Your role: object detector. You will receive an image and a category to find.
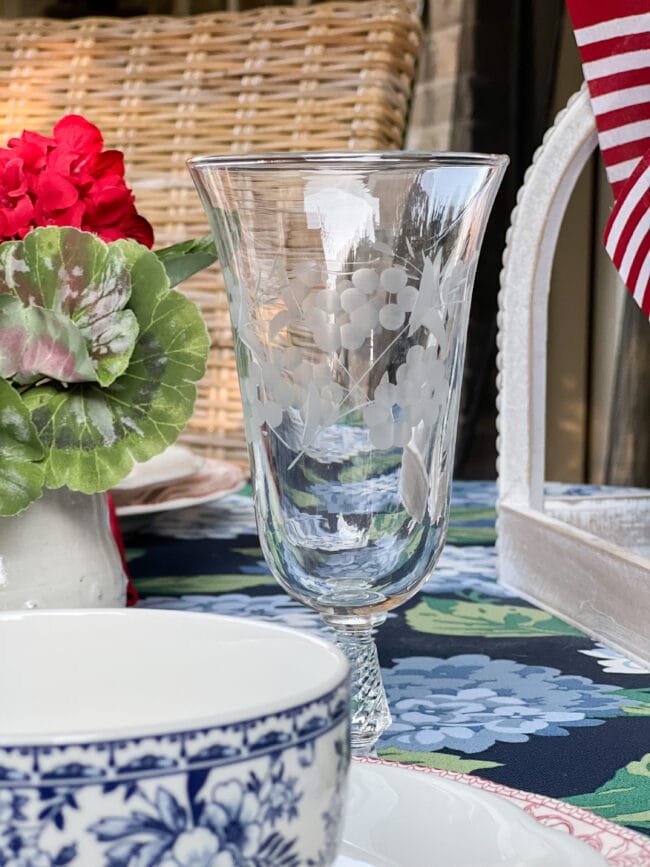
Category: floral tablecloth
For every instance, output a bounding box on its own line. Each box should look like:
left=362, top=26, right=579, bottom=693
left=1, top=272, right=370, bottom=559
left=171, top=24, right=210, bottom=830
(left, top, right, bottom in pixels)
left=123, top=481, right=650, bottom=841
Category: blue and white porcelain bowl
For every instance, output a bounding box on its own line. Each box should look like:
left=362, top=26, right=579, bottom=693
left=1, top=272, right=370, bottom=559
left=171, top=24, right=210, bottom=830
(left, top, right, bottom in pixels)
left=0, top=609, right=350, bottom=866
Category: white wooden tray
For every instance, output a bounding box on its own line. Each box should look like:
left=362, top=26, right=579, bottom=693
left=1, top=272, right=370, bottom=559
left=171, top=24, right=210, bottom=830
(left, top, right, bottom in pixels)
left=496, top=84, right=650, bottom=668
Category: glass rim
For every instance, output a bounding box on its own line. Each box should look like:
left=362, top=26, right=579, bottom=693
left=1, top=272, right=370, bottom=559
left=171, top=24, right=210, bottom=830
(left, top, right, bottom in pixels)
left=187, top=150, right=509, bottom=172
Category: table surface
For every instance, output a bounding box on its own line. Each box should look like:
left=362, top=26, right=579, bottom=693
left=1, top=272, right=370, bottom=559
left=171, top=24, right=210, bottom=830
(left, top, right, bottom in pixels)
left=122, top=480, right=650, bottom=842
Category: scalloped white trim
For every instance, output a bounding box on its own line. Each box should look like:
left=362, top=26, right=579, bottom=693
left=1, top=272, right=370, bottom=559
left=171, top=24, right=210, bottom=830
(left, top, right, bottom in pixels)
left=495, top=86, right=650, bottom=667
left=496, top=83, right=597, bottom=514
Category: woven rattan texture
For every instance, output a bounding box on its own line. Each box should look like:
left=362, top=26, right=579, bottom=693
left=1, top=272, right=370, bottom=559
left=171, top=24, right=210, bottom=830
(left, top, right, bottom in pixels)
left=0, top=2, right=421, bottom=464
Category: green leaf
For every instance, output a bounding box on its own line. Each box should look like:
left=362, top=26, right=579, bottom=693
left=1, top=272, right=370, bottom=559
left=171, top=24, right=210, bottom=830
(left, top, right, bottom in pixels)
left=612, top=688, right=650, bottom=716
left=0, top=457, right=45, bottom=517
left=407, top=597, right=584, bottom=637
left=447, top=505, right=497, bottom=546
left=154, top=235, right=218, bottom=288
left=449, top=506, right=497, bottom=523
left=0, top=379, right=44, bottom=515
left=0, top=228, right=139, bottom=387
left=133, top=573, right=276, bottom=596
left=124, top=547, right=147, bottom=562
left=19, top=244, right=209, bottom=495
left=367, top=511, right=410, bottom=541
left=338, top=450, right=402, bottom=483
left=0, top=380, right=43, bottom=461
left=0, top=295, right=96, bottom=383
left=280, top=482, right=320, bottom=508
left=447, top=525, right=497, bottom=545
left=564, top=755, right=650, bottom=827
left=377, top=747, right=502, bottom=774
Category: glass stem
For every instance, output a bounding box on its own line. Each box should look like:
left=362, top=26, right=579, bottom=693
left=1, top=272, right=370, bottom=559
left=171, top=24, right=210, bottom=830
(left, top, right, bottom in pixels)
left=322, top=615, right=392, bottom=757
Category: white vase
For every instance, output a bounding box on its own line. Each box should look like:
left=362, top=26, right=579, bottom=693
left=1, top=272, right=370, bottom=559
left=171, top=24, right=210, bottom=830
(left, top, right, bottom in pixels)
left=0, top=488, right=127, bottom=610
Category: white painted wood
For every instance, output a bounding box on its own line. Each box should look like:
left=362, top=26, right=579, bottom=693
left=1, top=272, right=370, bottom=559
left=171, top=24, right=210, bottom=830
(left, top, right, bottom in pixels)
left=496, top=84, right=650, bottom=666
left=498, top=505, right=650, bottom=669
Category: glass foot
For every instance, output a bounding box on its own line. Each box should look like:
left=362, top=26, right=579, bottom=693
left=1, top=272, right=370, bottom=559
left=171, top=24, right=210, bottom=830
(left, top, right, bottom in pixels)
left=323, top=616, right=392, bottom=756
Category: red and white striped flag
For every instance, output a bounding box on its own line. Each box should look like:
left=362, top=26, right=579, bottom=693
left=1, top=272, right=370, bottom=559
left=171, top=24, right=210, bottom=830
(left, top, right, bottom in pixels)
left=565, top=0, right=650, bottom=317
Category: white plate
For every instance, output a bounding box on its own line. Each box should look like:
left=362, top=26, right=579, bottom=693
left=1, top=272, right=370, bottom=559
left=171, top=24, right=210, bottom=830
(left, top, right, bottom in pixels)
left=114, top=475, right=246, bottom=516
left=114, top=445, right=204, bottom=491
left=338, top=760, right=650, bottom=866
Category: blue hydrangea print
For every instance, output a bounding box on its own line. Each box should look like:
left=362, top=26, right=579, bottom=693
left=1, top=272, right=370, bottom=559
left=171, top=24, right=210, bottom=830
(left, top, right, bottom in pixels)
left=138, top=593, right=328, bottom=636
left=421, top=546, right=515, bottom=598
left=380, top=654, right=639, bottom=754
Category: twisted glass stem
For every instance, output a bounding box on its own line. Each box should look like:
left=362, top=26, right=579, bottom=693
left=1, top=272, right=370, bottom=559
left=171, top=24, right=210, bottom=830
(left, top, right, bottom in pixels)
left=323, top=616, right=392, bottom=756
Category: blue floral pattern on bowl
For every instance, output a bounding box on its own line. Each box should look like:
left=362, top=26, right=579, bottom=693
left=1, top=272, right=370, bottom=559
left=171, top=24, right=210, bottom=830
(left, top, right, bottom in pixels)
left=0, top=682, right=349, bottom=867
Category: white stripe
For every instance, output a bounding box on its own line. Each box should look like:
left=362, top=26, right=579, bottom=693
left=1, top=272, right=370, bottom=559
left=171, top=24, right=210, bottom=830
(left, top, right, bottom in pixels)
left=599, top=119, right=650, bottom=149
left=618, top=207, right=650, bottom=283
left=633, top=248, right=650, bottom=307
left=606, top=157, right=642, bottom=184
left=576, top=13, right=650, bottom=46
left=605, top=163, right=650, bottom=253
left=591, top=84, right=650, bottom=115
left=583, top=50, right=650, bottom=80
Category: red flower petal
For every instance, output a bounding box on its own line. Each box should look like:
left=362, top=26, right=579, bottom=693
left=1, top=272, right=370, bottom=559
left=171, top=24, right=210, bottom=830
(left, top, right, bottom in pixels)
left=0, top=157, right=28, bottom=198
left=53, top=115, right=103, bottom=154
left=88, top=184, right=135, bottom=224
left=92, top=149, right=126, bottom=179
left=35, top=172, right=79, bottom=212
left=116, top=213, right=154, bottom=248
left=0, top=195, right=34, bottom=237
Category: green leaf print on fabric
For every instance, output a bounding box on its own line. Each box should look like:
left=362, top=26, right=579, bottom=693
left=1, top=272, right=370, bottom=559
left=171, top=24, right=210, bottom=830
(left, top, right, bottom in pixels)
left=564, top=755, right=650, bottom=828
left=377, top=747, right=502, bottom=774
left=407, top=597, right=584, bottom=637
left=612, top=688, right=650, bottom=716
left=133, top=573, right=276, bottom=596
left=231, top=547, right=265, bottom=559
left=447, top=507, right=497, bottom=546
left=124, top=547, right=147, bottom=562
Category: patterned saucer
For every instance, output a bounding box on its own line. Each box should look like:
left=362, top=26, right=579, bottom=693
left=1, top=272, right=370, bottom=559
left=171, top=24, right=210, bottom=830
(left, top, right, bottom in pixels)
left=339, top=758, right=650, bottom=866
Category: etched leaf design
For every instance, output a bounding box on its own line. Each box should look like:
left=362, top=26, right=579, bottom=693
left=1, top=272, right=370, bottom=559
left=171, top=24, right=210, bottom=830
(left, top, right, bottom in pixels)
left=0, top=379, right=44, bottom=516
left=409, top=252, right=443, bottom=336
left=0, top=228, right=139, bottom=387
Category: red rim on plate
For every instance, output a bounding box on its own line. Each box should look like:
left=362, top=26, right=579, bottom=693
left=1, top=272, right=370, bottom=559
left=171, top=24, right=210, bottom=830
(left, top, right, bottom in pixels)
left=353, top=758, right=650, bottom=865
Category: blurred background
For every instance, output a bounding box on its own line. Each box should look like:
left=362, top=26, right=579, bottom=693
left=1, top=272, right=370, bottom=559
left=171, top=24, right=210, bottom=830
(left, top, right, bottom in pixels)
left=1, top=0, right=648, bottom=486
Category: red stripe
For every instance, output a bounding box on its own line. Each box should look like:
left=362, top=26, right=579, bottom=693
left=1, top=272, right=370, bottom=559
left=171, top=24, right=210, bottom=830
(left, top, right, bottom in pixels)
left=579, top=30, right=650, bottom=62
left=624, top=229, right=650, bottom=294
left=588, top=67, right=650, bottom=95
left=604, top=158, right=639, bottom=248
left=566, top=1, right=649, bottom=30
left=601, top=137, right=650, bottom=167
left=611, top=178, right=628, bottom=199
left=596, top=101, right=650, bottom=132
left=605, top=186, right=649, bottom=267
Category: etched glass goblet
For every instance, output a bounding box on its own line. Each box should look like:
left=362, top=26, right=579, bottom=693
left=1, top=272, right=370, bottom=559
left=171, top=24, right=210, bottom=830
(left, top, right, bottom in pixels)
left=188, top=152, right=507, bottom=755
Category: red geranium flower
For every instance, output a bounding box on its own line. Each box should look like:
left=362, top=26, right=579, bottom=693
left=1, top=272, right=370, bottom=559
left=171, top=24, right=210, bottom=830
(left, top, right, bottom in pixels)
left=0, top=115, right=154, bottom=247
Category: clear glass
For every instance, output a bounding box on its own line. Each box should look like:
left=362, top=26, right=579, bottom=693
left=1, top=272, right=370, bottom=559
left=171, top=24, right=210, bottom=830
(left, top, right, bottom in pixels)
left=188, top=151, right=508, bottom=754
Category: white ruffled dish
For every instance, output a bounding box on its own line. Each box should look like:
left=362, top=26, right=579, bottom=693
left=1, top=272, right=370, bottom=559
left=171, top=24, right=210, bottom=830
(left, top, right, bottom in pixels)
left=338, top=759, right=650, bottom=866
left=114, top=469, right=246, bottom=516
left=114, top=444, right=203, bottom=490
left=111, top=445, right=247, bottom=516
